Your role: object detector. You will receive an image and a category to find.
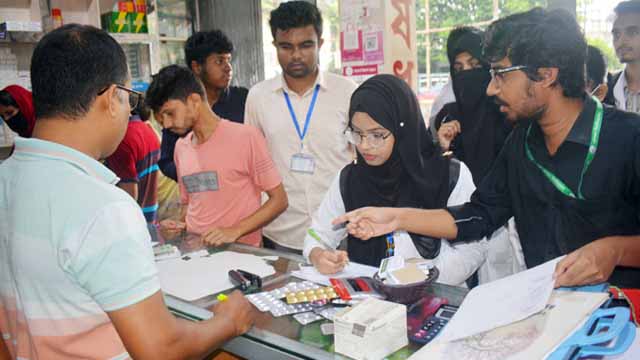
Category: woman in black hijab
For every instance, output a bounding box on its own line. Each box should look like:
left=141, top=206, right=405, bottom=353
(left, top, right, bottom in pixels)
left=434, top=27, right=513, bottom=185
left=302, top=74, right=490, bottom=286
left=434, top=28, right=526, bottom=283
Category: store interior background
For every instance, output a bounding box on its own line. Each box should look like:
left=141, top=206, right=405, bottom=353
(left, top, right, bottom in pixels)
left=0, top=0, right=617, bottom=119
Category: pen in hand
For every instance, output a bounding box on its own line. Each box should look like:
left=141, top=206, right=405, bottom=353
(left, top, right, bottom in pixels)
left=308, top=228, right=349, bottom=267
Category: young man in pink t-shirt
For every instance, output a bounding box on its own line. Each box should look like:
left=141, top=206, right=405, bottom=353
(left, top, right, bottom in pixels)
left=146, top=65, right=288, bottom=247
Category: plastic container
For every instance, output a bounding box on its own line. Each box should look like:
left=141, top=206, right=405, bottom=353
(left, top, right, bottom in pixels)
left=371, top=266, right=440, bottom=305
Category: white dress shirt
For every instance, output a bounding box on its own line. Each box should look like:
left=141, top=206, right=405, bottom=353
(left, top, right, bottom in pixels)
left=245, top=71, right=358, bottom=249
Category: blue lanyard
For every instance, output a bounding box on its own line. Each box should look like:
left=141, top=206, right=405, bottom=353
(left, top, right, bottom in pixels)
left=283, top=84, right=320, bottom=145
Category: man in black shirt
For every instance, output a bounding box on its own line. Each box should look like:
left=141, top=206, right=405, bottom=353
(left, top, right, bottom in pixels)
left=335, top=8, right=640, bottom=288
left=159, top=30, right=248, bottom=181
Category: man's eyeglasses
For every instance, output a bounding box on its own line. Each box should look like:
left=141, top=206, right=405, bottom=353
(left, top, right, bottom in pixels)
left=344, top=129, right=392, bottom=149
left=97, top=84, right=143, bottom=110
left=489, top=65, right=529, bottom=84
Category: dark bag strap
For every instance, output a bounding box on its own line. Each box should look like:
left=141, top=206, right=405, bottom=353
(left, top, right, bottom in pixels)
left=604, top=71, right=623, bottom=107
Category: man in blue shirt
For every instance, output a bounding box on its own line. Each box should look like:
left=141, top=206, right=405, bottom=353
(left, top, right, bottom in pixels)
left=159, top=30, right=248, bottom=181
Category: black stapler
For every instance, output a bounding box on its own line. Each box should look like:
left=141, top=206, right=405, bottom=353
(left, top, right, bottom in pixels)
left=228, top=269, right=263, bottom=293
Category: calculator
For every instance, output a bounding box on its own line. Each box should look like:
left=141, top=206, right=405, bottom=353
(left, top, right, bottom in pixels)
left=409, top=304, right=458, bottom=344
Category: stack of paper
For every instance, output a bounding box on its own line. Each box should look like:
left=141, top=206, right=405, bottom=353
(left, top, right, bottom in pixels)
left=157, top=251, right=275, bottom=301
left=408, top=257, right=609, bottom=359
left=437, top=257, right=561, bottom=343
left=409, top=290, right=608, bottom=359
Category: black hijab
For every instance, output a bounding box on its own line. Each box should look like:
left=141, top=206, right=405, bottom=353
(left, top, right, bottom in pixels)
left=439, top=27, right=511, bottom=184
left=342, top=74, right=450, bottom=266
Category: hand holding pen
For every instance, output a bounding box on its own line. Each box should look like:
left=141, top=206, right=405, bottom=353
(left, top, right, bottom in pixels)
left=307, top=228, right=350, bottom=275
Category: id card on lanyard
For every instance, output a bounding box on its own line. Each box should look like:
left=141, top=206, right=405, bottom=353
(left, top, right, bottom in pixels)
left=525, top=96, right=603, bottom=200
left=285, top=84, right=320, bottom=174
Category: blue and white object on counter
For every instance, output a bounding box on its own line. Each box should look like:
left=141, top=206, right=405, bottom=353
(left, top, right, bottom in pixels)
left=547, top=307, right=636, bottom=360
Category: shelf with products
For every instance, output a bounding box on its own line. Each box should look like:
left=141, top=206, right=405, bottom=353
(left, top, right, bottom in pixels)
left=0, top=0, right=197, bottom=90
left=111, top=32, right=153, bottom=44
left=0, top=0, right=43, bottom=85
left=156, top=0, right=192, bottom=39
left=0, top=0, right=41, bottom=23
left=47, top=0, right=101, bottom=29
left=159, top=39, right=184, bottom=68
left=159, top=36, right=188, bottom=42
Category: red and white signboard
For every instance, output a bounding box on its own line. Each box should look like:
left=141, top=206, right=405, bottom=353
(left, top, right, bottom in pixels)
left=339, top=0, right=417, bottom=91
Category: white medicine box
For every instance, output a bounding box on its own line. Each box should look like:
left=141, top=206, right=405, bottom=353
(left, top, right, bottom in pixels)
left=334, top=298, right=408, bottom=360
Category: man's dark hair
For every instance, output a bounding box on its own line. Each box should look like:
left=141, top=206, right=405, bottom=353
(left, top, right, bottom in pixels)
left=145, top=65, right=206, bottom=113
left=184, top=30, right=233, bottom=69
left=615, top=1, right=640, bottom=15
left=30, top=24, right=128, bottom=119
left=586, top=45, right=607, bottom=87
left=0, top=90, right=17, bottom=108
left=484, top=7, right=586, bottom=98
left=132, top=100, right=151, bottom=121
left=269, top=1, right=322, bottom=40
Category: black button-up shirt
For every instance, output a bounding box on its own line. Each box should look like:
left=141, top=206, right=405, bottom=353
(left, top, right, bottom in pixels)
left=447, top=96, right=640, bottom=287
left=158, top=86, right=248, bottom=181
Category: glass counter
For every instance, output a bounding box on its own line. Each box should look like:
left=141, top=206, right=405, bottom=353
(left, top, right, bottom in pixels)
left=161, top=232, right=468, bottom=360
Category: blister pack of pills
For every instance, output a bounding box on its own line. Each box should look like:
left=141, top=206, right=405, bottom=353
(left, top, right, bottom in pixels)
left=246, top=281, right=322, bottom=316
left=269, top=281, right=321, bottom=299
left=270, top=301, right=314, bottom=317
left=313, top=306, right=344, bottom=321
left=285, top=286, right=338, bottom=304
left=293, top=312, right=324, bottom=325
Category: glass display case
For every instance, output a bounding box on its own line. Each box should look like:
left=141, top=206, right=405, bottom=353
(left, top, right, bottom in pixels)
left=163, top=232, right=469, bottom=360
left=159, top=40, right=185, bottom=68
left=157, top=0, right=192, bottom=39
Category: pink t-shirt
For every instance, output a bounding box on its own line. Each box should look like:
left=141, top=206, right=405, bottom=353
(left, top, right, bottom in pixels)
left=175, top=120, right=282, bottom=246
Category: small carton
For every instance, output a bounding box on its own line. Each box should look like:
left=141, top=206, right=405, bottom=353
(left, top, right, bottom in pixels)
left=131, top=0, right=148, bottom=33
left=334, top=298, right=408, bottom=360
left=0, top=21, right=42, bottom=32
left=101, top=2, right=132, bottom=33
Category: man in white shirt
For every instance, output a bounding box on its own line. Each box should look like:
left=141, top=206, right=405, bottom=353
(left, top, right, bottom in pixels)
left=245, top=1, right=357, bottom=252
left=609, top=1, right=640, bottom=112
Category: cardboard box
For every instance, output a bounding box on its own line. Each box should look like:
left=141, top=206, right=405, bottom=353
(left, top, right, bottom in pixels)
left=334, top=298, right=408, bottom=360
left=0, top=21, right=42, bottom=32
left=101, top=2, right=132, bottom=33
left=131, top=0, right=148, bottom=33
left=130, top=12, right=148, bottom=33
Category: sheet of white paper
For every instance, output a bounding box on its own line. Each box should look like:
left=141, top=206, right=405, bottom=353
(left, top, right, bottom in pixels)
left=409, top=290, right=609, bottom=360
left=291, top=262, right=379, bottom=286
left=436, top=256, right=562, bottom=343
left=156, top=251, right=275, bottom=301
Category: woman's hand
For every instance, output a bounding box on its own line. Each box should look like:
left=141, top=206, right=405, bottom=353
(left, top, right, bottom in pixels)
left=332, top=207, right=399, bottom=240
left=437, top=120, right=461, bottom=151
left=309, top=248, right=349, bottom=274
